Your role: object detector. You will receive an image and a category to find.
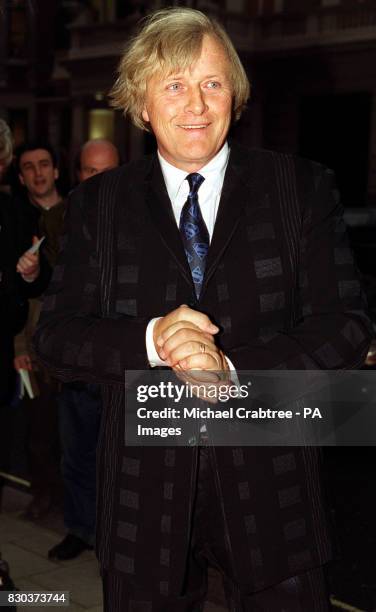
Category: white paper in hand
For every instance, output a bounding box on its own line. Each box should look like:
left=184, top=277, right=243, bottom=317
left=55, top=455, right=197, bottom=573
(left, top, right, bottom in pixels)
left=27, top=236, right=45, bottom=255
left=19, top=369, right=35, bottom=399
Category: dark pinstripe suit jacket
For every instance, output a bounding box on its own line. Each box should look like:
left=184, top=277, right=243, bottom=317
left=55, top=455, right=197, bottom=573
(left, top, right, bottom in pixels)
left=34, top=143, right=372, bottom=595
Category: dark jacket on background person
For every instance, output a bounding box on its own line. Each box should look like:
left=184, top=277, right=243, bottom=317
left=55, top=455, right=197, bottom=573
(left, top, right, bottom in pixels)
left=34, top=144, right=372, bottom=595
left=13, top=196, right=67, bottom=362
left=14, top=194, right=67, bottom=267
left=0, top=191, right=51, bottom=401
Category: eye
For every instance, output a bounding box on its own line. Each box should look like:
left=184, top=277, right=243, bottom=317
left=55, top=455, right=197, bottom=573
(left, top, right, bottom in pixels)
left=167, top=82, right=182, bottom=91
left=206, top=81, right=220, bottom=89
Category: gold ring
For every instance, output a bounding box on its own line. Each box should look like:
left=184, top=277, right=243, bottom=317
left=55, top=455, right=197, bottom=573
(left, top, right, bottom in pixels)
left=199, top=343, right=206, bottom=353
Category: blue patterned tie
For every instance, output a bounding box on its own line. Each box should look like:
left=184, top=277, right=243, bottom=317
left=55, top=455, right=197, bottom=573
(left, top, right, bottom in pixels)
left=179, top=173, right=209, bottom=299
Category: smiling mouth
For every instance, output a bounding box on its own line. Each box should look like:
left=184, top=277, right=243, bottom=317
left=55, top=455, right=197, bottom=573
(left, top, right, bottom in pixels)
left=178, top=124, right=209, bottom=130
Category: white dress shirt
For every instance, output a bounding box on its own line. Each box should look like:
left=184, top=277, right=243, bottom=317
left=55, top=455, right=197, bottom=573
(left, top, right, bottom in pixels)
left=146, top=142, right=230, bottom=367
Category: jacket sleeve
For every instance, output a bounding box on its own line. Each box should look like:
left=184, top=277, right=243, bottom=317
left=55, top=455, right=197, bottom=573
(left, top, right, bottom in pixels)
left=226, top=162, right=373, bottom=370
left=33, top=179, right=150, bottom=385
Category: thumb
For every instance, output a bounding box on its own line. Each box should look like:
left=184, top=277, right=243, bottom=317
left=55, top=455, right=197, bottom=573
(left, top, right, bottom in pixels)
left=32, top=235, right=39, bottom=245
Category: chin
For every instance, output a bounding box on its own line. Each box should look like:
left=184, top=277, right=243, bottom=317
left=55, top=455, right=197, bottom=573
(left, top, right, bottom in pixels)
left=180, top=145, right=215, bottom=162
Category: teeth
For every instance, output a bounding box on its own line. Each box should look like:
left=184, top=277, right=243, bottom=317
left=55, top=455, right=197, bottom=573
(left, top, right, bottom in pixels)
left=180, top=125, right=207, bottom=129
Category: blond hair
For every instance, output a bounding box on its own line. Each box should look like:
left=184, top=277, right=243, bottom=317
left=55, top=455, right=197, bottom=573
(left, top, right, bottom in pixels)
left=109, top=7, right=250, bottom=131
left=0, top=119, right=13, bottom=166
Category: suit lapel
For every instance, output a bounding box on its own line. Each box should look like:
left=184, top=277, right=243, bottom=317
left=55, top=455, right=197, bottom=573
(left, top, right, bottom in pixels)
left=146, top=157, right=194, bottom=291
left=201, top=144, right=250, bottom=295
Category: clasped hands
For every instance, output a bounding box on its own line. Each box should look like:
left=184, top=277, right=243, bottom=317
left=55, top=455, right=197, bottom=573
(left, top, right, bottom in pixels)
left=153, top=305, right=229, bottom=391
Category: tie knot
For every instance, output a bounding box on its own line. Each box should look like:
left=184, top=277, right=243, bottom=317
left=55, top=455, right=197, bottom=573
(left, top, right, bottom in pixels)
left=186, top=173, right=205, bottom=197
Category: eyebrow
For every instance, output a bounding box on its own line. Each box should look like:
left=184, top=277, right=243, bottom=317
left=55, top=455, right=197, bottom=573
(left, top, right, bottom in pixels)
left=165, top=73, right=224, bottom=81
left=22, top=158, right=51, bottom=166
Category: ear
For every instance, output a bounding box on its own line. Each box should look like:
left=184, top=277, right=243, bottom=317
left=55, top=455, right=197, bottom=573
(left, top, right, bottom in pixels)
left=54, top=167, right=59, bottom=181
left=19, top=173, right=25, bottom=186
left=142, top=107, right=150, bottom=123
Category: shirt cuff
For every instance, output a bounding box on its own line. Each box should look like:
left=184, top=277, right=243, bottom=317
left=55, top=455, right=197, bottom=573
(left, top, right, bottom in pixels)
left=146, top=317, right=167, bottom=367
left=225, top=356, right=240, bottom=386
left=21, top=274, right=36, bottom=283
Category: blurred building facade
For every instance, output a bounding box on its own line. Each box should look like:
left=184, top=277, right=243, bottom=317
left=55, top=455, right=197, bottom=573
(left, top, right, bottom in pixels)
left=0, top=0, right=376, bottom=206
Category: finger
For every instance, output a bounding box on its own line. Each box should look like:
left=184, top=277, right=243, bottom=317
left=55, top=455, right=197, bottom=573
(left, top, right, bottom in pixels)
left=178, top=351, right=223, bottom=372
left=157, top=321, right=203, bottom=347
left=18, top=264, right=38, bottom=276
left=17, top=254, right=37, bottom=270
left=158, top=321, right=214, bottom=345
left=19, top=255, right=38, bottom=270
left=173, top=366, right=219, bottom=384
left=19, top=262, right=38, bottom=274
left=162, top=330, right=216, bottom=361
left=18, top=251, right=37, bottom=264
left=16, top=257, right=27, bottom=271
left=23, top=264, right=38, bottom=275
left=165, top=339, right=216, bottom=366
left=157, top=305, right=218, bottom=340
left=24, top=254, right=38, bottom=264
left=175, top=306, right=219, bottom=334
left=17, top=263, right=31, bottom=274
left=15, top=356, right=31, bottom=370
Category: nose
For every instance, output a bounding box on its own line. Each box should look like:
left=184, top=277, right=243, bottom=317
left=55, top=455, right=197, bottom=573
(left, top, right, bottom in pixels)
left=185, top=86, right=207, bottom=115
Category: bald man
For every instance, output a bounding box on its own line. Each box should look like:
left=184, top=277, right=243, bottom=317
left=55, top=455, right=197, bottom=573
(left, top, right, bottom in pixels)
left=78, top=139, right=120, bottom=182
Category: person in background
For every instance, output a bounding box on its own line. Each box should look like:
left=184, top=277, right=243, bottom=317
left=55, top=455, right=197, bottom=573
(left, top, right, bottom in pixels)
left=48, top=139, right=120, bottom=561
left=34, top=9, right=372, bottom=611
left=0, top=121, right=49, bottom=606
left=78, top=138, right=119, bottom=182
left=0, top=126, right=48, bottom=409
left=13, top=142, right=66, bottom=520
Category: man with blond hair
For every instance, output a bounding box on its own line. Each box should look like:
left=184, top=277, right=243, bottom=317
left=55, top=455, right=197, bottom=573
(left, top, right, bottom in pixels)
left=35, top=8, right=371, bottom=611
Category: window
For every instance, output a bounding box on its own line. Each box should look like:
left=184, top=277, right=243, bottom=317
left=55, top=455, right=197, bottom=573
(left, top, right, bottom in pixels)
left=88, top=109, right=115, bottom=141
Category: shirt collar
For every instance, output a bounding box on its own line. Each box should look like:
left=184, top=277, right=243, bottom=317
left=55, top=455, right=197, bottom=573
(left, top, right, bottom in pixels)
left=30, top=195, right=63, bottom=212
left=158, top=142, right=230, bottom=203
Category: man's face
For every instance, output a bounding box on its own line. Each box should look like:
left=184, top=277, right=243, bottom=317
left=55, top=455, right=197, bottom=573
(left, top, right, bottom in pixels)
left=18, top=149, right=58, bottom=200
left=79, top=142, right=119, bottom=182
left=142, top=35, right=233, bottom=172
